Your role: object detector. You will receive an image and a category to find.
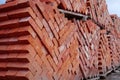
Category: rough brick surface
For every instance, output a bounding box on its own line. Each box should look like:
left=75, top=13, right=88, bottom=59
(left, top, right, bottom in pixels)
left=0, top=0, right=120, bottom=80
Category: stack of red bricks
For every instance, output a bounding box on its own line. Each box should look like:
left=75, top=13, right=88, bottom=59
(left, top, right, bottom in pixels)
left=98, top=30, right=112, bottom=74
left=111, top=15, right=120, bottom=38
left=57, top=0, right=87, bottom=14
left=0, top=0, right=120, bottom=80
left=109, top=15, right=120, bottom=68
left=87, top=0, right=113, bottom=28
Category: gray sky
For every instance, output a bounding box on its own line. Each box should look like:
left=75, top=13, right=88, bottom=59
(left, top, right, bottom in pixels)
left=106, top=0, right=120, bottom=17
left=0, top=0, right=5, bottom=4
left=0, top=0, right=120, bottom=17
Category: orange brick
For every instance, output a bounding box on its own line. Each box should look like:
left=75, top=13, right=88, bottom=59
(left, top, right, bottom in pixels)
left=47, top=55, right=58, bottom=71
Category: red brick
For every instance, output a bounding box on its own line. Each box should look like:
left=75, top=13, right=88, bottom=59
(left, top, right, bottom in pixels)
left=0, top=13, right=8, bottom=22
left=0, top=19, right=19, bottom=29
left=16, top=70, right=29, bottom=77
left=42, top=28, right=54, bottom=47
left=6, top=70, right=18, bottom=76
left=52, top=38, right=59, bottom=47
left=35, top=17, right=43, bottom=29
left=8, top=7, right=36, bottom=19
left=0, top=1, right=17, bottom=11
left=42, top=19, right=54, bottom=39
left=41, top=55, right=54, bottom=73
left=0, top=71, right=6, bottom=77
left=47, top=55, right=58, bottom=71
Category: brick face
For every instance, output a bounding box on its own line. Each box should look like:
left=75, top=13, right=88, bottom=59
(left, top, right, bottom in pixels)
left=0, top=0, right=120, bottom=80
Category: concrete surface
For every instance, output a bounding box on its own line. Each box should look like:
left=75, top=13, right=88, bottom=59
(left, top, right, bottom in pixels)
left=106, top=70, right=120, bottom=80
